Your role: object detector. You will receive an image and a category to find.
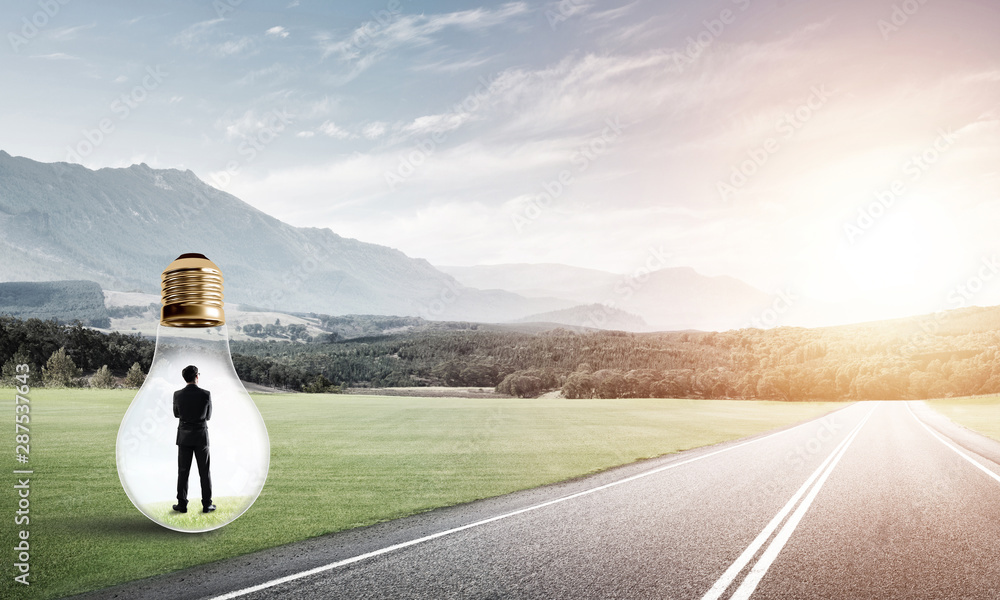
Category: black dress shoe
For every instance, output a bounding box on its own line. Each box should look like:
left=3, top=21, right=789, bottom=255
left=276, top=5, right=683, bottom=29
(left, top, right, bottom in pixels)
left=172, top=504, right=187, bottom=513
left=202, top=504, right=216, bottom=513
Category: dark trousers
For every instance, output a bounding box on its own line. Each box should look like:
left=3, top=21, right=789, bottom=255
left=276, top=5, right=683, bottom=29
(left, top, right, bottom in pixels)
left=177, top=445, right=212, bottom=508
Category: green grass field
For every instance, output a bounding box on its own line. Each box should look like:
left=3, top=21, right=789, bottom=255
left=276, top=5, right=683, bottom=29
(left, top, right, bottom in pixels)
left=143, top=497, right=245, bottom=530
left=1, top=388, right=843, bottom=599
left=925, top=396, right=1000, bottom=442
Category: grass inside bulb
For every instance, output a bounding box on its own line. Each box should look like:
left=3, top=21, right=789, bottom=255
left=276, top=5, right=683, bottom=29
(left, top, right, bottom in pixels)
left=116, top=254, right=269, bottom=533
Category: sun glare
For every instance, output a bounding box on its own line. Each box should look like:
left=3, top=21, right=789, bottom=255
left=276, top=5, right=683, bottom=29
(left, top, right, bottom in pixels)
left=838, top=209, right=938, bottom=293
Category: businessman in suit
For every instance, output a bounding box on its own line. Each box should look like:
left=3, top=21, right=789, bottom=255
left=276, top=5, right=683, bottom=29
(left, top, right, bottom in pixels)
left=172, top=365, right=216, bottom=513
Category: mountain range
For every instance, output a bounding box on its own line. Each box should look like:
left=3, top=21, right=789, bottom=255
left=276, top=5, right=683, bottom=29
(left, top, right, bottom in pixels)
left=441, top=264, right=778, bottom=331
left=0, top=150, right=781, bottom=331
left=0, top=151, right=575, bottom=321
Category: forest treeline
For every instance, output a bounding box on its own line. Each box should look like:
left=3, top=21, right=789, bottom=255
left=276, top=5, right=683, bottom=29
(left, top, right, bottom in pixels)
left=4, top=305, right=1000, bottom=400
left=230, top=314, right=1000, bottom=400
left=0, top=314, right=322, bottom=390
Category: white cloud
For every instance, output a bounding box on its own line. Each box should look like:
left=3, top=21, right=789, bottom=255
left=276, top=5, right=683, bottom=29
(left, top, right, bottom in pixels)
left=402, top=112, right=472, bottom=136
left=121, top=12, right=170, bottom=27
left=303, top=97, right=339, bottom=118
left=30, top=53, right=81, bottom=60
left=546, top=0, right=595, bottom=21
left=266, top=26, right=289, bottom=39
left=362, top=122, right=388, bottom=139
left=417, top=51, right=674, bottom=145
left=174, top=18, right=224, bottom=48
left=587, top=2, right=638, bottom=22
left=113, top=74, right=128, bottom=83
left=236, top=63, right=290, bottom=85
left=296, top=131, right=315, bottom=138
left=412, top=56, right=492, bottom=73
left=174, top=18, right=255, bottom=57
left=319, top=2, right=530, bottom=78
left=337, top=201, right=500, bottom=264
left=319, top=121, right=354, bottom=139
left=47, top=23, right=96, bottom=40
left=418, top=2, right=530, bottom=30
left=217, top=109, right=292, bottom=141
left=218, top=37, right=254, bottom=56
left=379, top=71, right=521, bottom=144
left=222, top=153, right=393, bottom=221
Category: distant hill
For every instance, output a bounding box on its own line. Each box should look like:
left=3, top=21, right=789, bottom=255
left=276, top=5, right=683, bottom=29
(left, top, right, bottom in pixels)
left=441, top=263, right=620, bottom=303
left=517, top=303, right=648, bottom=331
left=440, top=263, right=774, bottom=331
left=0, top=280, right=109, bottom=327
left=102, top=290, right=574, bottom=342
left=0, top=151, right=570, bottom=322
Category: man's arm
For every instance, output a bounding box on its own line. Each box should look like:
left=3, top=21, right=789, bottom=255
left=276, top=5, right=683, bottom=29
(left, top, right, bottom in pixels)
left=205, top=390, right=212, bottom=421
left=173, top=390, right=180, bottom=418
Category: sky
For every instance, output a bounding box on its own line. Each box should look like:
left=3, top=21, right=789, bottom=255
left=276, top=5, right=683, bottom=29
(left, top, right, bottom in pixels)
left=2, top=0, right=999, bottom=325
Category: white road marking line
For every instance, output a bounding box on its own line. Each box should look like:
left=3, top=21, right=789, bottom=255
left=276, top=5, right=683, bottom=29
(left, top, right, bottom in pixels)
left=206, top=404, right=861, bottom=600
left=728, top=402, right=876, bottom=600
left=700, top=402, right=875, bottom=600
left=905, top=401, right=1000, bottom=486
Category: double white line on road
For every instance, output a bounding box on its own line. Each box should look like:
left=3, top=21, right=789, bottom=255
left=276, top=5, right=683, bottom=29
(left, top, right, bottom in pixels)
left=701, top=402, right=878, bottom=600
left=207, top=405, right=859, bottom=600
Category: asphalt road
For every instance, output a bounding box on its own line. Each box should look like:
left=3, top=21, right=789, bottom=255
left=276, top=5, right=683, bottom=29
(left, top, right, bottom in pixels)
left=78, top=400, right=1000, bottom=600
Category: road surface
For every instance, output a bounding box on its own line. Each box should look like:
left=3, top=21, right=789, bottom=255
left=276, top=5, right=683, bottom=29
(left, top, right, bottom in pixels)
left=78, top=401, right=1000, bottom=599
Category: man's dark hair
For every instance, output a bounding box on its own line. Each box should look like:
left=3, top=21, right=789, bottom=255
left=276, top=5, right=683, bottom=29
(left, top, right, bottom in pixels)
left=182, top=365, right=199, bottom=383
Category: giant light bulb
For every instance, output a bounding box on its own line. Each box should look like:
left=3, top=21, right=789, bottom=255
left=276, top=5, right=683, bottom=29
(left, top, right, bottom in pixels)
left=116, top=253, right=269, bottom=532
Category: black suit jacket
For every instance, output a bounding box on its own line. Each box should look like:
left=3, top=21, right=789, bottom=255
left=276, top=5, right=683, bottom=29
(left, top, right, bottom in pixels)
left=173, top=383, right=212, bottom=447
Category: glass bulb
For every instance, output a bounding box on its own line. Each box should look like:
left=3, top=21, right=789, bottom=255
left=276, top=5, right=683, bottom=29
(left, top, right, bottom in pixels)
left=116, top=254, right=269, bottom=532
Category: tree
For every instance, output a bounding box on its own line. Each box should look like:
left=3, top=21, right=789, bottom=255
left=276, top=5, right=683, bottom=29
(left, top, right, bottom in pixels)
left=562, top=372, right=595, bottom=399
left=124, top=362, right=146, bottom=388
left=756, top=371, right=790, bottom=400
left=90, top=365, right=115, bottom=389
left=303, top=374, right=340, bottom=393
left=510, top=375, right=543, bottom=397
left=497, top=372, right=544, bottom=397
left=624, top=369, right=656, bottom=398
left=458, top=362, right=500, bottom=387
left=1, top=348, right=32, bottom=386
left=287, top=324, right=308, bottom=341
left=431, top=360, right=463, bottom=386
left=594, top=370, right=628, bottom=399
left=42, top=347, right=81, bottom=388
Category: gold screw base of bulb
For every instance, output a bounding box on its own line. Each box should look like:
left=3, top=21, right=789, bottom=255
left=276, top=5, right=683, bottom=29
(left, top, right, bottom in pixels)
left=160, top=253, right=226, bottom=328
